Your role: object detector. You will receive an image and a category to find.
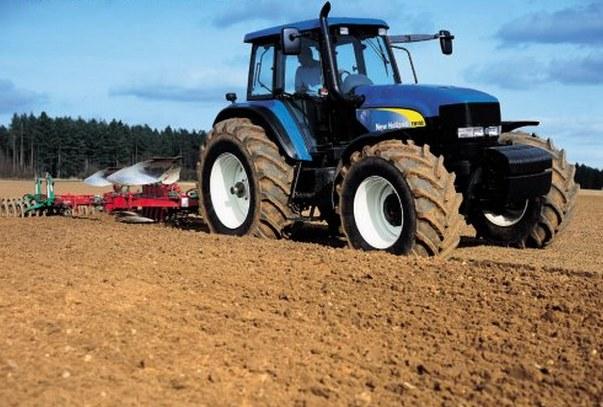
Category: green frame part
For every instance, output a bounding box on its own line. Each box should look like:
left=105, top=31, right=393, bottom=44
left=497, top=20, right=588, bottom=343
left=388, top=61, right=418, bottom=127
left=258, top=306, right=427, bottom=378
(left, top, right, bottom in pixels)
left=23, top=173, right=56, bottom=214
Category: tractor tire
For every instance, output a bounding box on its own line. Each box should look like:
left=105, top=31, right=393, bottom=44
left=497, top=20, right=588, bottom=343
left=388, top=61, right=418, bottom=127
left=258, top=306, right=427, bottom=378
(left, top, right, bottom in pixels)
left=336, top=140, right=464, bottom=257
left=468, top=194, right=543, bottom=248
left=499, top=132, right=579, bottom=247
left=198, top=118, right=295, bottom=239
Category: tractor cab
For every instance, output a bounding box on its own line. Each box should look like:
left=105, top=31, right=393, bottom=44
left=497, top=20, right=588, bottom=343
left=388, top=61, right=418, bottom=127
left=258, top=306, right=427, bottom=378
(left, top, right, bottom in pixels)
left=246, top=19, right=398, bottom=97
left=242, top=16, right=398, bottom=155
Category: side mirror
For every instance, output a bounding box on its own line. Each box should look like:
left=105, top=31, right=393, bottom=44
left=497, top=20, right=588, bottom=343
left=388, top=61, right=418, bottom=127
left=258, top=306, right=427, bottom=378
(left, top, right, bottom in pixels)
left=439, top=30, right=454, bottom=55
left=225, top=92, right=237, bottom=103
left=281, top=27, right=301, bottom=55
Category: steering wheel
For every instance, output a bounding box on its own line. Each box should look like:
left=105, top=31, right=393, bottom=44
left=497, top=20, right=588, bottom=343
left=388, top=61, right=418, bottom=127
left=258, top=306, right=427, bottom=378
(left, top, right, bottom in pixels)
left=339, top=70, right=352, bottom=82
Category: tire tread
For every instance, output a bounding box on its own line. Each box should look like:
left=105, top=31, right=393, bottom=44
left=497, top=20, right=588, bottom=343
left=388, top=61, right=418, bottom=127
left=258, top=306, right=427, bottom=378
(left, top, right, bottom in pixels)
left=335, top=139, right=464, bottom=257
left=499, top=132, right=579, bottom=247
left=198, top=118, right=294, bottom=239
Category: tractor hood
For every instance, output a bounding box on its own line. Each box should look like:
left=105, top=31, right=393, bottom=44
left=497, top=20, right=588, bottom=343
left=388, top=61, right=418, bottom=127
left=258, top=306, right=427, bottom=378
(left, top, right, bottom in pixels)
left=355, top=84, right=498, bottom=117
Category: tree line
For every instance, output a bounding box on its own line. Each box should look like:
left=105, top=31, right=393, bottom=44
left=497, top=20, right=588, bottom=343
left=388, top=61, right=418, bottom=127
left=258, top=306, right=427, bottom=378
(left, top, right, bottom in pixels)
left=575, top=164, right=603, bottom=190
left=0, top=112, right=601, bottom=189
left=0, top=112, right=206, bottom=180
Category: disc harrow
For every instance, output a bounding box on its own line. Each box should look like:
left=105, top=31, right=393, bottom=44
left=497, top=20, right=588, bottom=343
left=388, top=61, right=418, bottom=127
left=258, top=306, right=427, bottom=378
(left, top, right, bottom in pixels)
left=0, top=158, right=198, bottom=225
left=0, top=198, right=25, bottom=218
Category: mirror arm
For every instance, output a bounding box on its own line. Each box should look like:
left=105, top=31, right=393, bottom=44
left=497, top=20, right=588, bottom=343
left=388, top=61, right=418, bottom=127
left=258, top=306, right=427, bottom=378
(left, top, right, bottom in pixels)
left=388, top=31, right=454, bottom=44
left=390, top=45, right=418, bottom=84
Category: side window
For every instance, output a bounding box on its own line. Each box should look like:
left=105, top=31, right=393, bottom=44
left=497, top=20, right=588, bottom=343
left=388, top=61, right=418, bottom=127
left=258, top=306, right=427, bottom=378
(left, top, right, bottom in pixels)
left=251, top=44, right=275, bottom=97
left=284, top=39, right=323, bottom=95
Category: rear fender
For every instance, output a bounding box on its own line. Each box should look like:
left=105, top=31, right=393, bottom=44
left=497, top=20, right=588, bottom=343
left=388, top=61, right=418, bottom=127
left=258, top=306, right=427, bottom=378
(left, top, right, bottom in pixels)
left=214, top=102, right=312, bottom=162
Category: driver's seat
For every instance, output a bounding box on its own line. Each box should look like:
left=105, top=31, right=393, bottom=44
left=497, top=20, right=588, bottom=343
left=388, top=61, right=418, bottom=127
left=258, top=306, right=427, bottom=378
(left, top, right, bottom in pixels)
left=295, top=64, right=322, bottom=93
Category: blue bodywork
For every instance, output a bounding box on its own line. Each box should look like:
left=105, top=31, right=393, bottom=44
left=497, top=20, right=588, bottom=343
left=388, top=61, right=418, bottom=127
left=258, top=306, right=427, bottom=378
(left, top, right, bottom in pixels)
left=226, top=100, right=314, bottom=161
left=244, top=18, right=388, bottom=43
left=224, top=85, right=499, bottom=161
left=355, top=84, right=499, bottom=118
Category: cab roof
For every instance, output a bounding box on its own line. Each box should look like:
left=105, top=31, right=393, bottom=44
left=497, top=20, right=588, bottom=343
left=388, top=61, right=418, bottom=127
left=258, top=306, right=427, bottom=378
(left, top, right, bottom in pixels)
left=244, top=17, right=389, bottom=43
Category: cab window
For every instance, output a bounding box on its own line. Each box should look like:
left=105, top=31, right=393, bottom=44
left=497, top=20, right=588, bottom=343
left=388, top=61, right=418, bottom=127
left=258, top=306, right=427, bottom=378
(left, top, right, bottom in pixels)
left=284, top=38, right=323, bottom=95
left=250, top=44, right=275, bottom=97
left=334, top=33, right=397, bottom=93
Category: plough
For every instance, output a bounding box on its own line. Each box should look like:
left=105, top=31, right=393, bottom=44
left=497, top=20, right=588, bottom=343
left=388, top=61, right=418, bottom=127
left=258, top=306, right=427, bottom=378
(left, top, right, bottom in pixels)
left=0, top=157, right=199, bottom=223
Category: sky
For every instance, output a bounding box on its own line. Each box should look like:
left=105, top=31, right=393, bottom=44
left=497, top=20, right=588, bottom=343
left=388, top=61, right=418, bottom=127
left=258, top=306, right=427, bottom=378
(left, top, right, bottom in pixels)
left=1, top=0, right=601, bottom=167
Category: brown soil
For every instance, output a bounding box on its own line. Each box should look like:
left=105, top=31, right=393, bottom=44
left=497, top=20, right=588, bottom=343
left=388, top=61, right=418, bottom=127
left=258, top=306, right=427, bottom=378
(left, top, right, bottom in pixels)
left=0, top=179, right=197, bottom=196
left=0, top=181, right=602, bottom=405
left=0, top=179, right=113, bottom=196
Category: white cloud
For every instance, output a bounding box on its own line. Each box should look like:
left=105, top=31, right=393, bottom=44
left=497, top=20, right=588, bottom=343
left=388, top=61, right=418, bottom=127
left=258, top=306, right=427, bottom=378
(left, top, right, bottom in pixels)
left=0, top=79, right=47, bottom=113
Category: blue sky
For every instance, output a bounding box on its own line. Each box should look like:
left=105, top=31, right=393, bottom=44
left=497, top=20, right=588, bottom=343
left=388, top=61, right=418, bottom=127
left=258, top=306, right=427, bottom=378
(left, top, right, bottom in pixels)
left=1, top=0, right=601, bottom=166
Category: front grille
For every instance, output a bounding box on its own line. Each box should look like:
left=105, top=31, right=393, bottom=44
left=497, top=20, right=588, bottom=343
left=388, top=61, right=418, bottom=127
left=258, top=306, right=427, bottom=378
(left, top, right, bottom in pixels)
left=439, top=102, right=501, bottom=129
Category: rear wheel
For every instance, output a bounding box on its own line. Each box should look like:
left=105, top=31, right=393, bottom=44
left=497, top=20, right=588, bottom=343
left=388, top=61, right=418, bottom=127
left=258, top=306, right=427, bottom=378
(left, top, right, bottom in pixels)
left=336, top=140, right=464, bottom=257
left=198, top=118, right=295, bottom=238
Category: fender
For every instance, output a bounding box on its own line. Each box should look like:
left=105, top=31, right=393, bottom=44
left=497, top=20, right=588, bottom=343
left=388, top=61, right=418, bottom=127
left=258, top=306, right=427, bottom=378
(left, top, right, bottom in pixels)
left=214, top=102, right=313, bottom=161
left=338, top=127, right=426, bottom=166
left=501, top=121, right=540, bottom=133
left=330, top=127, right=427, bottom=208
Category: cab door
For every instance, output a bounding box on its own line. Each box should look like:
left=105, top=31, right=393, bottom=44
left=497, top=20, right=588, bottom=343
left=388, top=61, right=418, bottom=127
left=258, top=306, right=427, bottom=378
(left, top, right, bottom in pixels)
left=279, top=39, right=331, bottom=148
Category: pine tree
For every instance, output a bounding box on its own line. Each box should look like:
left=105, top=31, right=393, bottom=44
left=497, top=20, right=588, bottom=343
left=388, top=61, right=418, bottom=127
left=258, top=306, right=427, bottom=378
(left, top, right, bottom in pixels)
left=0, top=112, right=216, bottom=180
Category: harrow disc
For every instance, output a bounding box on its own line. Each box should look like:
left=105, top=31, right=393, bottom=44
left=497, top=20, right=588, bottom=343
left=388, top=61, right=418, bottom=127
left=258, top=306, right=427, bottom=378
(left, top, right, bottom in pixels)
left=15, top=200, right=24, bottom=218
left=6, top=199, right=16, bottom=217
left=23, top=201, right=32, bottom=217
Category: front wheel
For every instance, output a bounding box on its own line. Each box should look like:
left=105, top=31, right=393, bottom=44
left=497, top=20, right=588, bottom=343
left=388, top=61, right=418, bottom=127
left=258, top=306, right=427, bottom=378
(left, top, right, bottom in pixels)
left=499, top=132, right=579, bottom=247
left=469, top=198, right=542, bottom=247
left=336, top=140, right=464, bottom=257
left=341, top=158, right=415, bottom=253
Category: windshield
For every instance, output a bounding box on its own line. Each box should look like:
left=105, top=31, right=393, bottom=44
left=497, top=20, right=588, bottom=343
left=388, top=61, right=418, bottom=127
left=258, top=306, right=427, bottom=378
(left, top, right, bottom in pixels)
left=334, top=34, right=398, bottom=93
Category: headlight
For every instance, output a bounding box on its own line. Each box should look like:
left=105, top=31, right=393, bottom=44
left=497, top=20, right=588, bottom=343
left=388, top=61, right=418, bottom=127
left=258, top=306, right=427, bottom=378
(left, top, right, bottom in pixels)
left=485, top=126, right=501, bottom=137
left=457, top=125, right=501, bottom=138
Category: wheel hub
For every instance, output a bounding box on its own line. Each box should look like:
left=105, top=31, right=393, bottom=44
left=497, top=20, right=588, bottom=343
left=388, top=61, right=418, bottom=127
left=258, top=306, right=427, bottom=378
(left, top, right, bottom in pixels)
left=353, top=176, right=403, bottom=249
left=230, top=181, right=247, bottom=198
left=383, top=193, right=402, bottom=227
left=209, top=152, right=251, bottom=229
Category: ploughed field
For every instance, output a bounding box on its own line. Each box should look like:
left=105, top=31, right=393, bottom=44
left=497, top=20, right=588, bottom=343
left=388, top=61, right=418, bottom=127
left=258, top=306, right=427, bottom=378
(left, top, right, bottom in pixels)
left=0, top=180, right=602, bottom=405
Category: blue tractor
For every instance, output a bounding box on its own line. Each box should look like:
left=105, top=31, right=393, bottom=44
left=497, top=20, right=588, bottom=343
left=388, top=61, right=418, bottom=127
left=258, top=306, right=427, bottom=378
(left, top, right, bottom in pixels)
left=198, top=2, right=578, bottom=256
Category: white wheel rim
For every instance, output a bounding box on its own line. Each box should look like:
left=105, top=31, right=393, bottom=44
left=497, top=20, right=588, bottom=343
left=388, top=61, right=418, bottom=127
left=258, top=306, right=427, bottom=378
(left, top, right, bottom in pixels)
left=353, top=175, right=403, bottom=249
left=483, top=200, right=529, bottom=227
left=209, top=152, right=250, bottom=229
